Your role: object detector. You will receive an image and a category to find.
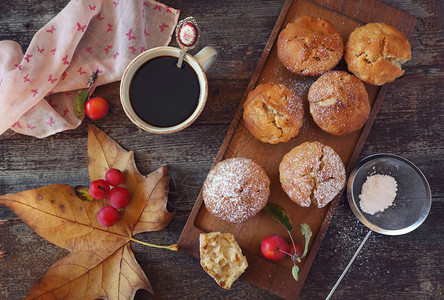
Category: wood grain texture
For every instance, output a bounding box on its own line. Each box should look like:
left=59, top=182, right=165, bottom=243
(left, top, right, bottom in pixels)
left=0, top=0, right=443, bottom=299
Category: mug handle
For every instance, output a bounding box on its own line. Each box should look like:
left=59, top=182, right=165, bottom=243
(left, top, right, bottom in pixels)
left=194, top=46, right=217, bottom=71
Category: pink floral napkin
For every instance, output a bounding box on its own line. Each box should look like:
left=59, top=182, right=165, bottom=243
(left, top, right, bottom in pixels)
left=0, top=0, right=179, bottom=138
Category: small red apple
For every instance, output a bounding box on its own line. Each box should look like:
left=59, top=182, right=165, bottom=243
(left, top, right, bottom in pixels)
left=105, top=168, right=124, bottom=186
left=97, top=205, right=119, bottom=227
left=261, top=234, right=289, bottom=261
left=89, top=179, right=110, bottom=200
left=84, top=96, right=109, bottom=120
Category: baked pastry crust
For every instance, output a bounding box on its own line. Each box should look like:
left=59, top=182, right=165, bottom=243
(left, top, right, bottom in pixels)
left=242, top=83, right=303, bottom=144
left=345, top=22, right=412, bottom=86
left=203, top=157, right=270, bottom=223
left=199, top=232, right=248, bottom=290
left=308, top=71, right=370, bottom=136
left=277, top=16, right=344, bottom=76
left=279, top=142, right=345, bottom=208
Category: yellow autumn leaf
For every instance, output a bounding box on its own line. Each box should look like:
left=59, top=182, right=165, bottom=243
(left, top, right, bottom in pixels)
left=0, top=124, right=176, bottom=299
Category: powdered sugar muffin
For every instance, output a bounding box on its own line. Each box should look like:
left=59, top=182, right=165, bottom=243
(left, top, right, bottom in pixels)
left=279, top=142, right=345, bottom=208
left=308, top=71, right=370, bottom=136
left=203, top=157, right=270, bottom=223
left=242, top=82, right=304, bottom=144
left=277, top=16, right=344, bottom=76
left=345, top=22, right=411, bottom=85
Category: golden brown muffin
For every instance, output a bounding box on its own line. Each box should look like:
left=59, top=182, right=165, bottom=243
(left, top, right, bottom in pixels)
left=242, top=83, right=304, bottom=144
left=279, top=142, right=345, bottom=208
left=277, top=16, right=344, bottom=76
left=199, top=232, right=248, bottom=290
left=308, top=71, right=370, bottom=136
left=345, top=22, right=412, bottom=85
left=203, top=157, right=270, bottom=223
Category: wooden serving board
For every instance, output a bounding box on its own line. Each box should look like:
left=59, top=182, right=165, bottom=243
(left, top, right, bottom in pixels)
left=178, top=0, right=415, bottom=298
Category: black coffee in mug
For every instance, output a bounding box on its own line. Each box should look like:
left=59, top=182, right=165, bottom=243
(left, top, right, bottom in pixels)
left=129, top=56, right=200, bottom=127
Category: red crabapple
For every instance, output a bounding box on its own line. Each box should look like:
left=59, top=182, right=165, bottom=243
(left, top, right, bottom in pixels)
left=109, top=186, right=131, bottom=209
left=89, top=179, right=110, bottom=200
left=84, top=97, right=109, bottom=120
left=105, top=168, right=125, bottom=186
left=97, top=206, right=120, bottom=227
left=261, top=234, right=290, bottom=261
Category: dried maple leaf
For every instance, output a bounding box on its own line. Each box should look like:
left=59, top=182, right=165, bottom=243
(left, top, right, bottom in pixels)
left=0, top=124, right=176, bottom=299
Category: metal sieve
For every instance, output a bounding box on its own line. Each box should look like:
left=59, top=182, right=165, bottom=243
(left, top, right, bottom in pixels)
left=326, top=153, right=432, bottom=300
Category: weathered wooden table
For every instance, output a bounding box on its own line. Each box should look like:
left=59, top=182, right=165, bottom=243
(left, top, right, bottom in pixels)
left=0, top=0, right=442, bottom=299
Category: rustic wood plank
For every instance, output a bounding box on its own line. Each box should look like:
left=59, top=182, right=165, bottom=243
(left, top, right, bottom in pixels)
left=314, top=0, right=416, bottom=35
left=382, top=0, right=444, bottom=76
left=0, top=0, right=443, bottom=299
left=360, top=74, right=444, bottom=200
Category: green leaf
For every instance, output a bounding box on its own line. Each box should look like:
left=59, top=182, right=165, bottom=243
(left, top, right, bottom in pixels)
left=292, top=265, right=299, bottom=281
left=264, top=203, right=293, bottom=232
left=300, top=223, right=312, bottom=258
left=74, top=185, right=95, bottom=202
left=73, top=89, right=90, bottom=120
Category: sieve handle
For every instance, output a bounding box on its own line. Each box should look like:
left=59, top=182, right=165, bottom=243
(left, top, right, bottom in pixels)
left=325, top=230, right=372, bottom=300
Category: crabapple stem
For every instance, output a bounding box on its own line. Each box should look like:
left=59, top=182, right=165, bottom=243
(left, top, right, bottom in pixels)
left=278, top=248, right=293, bottom=257
left=285, top=229, right=301, bottom=263
left=129, top=237, right=178, bottom=251
left=278, top=248, right=302, bottom=263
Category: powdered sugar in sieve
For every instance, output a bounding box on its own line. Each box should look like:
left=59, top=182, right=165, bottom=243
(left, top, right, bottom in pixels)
left=326, top=153, right=431, bottom=300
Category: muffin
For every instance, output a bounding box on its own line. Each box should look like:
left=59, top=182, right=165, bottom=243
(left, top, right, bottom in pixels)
left=279, top=142, right=345, bottom=208
left=308, top=71, right=370, bottom=136
left=242, top=83, right=304, bottom=144
left=200, top=232, right=248, bottom=290
left=277, top=16, right=344, bottom=76
left=345, top=22, right=412, bottom=85
left=203, top=157, right=270, bottom=223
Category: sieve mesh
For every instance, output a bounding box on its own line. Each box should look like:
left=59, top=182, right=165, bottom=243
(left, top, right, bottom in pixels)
left=347, top=154, right=431, bottom=235
left=327, top=154, right=432, bottom=300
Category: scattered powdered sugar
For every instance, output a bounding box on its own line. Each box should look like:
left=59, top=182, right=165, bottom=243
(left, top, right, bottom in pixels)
left=359, top=174, right=398, bottom=215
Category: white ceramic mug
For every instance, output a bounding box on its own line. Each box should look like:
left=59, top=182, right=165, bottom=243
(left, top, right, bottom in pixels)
left=120, top=46, right=217, bottom=134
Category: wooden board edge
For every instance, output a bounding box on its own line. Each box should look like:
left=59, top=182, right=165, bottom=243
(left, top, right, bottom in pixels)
left=177, top=189, right=205, bottom=255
